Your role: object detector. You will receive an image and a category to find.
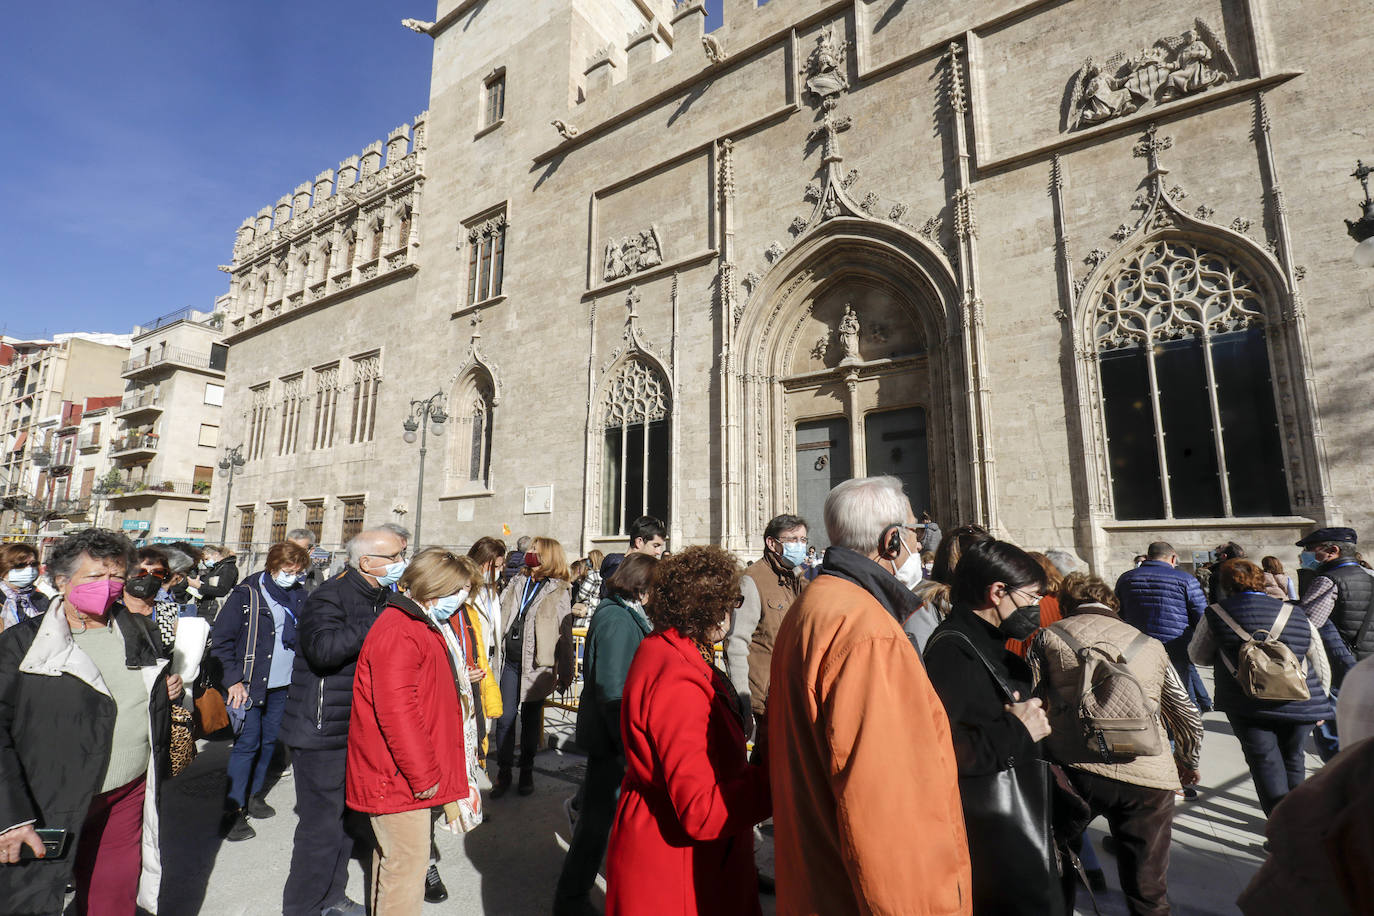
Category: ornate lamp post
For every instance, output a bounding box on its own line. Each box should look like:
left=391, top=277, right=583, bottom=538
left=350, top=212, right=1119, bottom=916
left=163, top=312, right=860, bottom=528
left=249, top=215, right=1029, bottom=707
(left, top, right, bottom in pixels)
left=402, top=392, right=447, bottom=550
left=217, top=445, right=246, bottom=544
left=1347, top=160, right=1374, bottom=267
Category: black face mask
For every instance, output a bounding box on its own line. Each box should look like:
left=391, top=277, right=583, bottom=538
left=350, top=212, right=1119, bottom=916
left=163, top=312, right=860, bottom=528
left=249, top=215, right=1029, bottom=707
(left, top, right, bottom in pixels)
left=125, top=575, right=162, bottom=601
left=997, top=604, right=1041, bottom=640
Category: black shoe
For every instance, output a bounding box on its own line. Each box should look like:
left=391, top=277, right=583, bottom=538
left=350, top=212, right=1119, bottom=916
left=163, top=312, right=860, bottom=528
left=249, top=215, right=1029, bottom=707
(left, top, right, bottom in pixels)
left=490, top=767, right=512, bottom=799
left=756, top=869, right=776, bottom=895
left=424, top=864, right=448, bottom=903
left=224, top=809, right=256, bottom=842
left=517, top=768, right=534, bottom=796
left=552, top=897, right=601, bottom=916
left=1087, top=868, right=1108, bottom=892
left=246, top=795, right=275, bottom=819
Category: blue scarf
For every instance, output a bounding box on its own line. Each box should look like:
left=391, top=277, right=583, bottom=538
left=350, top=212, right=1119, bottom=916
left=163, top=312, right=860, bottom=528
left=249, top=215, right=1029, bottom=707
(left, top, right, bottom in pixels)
left=261, top=572, right=307, bottom=649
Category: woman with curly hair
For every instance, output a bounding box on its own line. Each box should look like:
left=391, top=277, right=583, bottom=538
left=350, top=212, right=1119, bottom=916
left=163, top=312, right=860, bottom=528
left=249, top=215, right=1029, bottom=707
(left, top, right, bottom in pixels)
left=605, top=545, right=771, bottom=915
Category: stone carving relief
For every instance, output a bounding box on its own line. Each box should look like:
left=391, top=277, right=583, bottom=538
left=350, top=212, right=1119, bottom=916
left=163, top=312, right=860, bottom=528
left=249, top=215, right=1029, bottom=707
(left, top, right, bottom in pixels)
left=1067, top=19, right=1236, bottom=131
left=400, top=18, right=434, bottom=34
left=765, top=242, right=786, bottom=264
left=551, top=120, right=579, bottom=140
left=703, top=34, right=727, bottom=65
left=838, top=304, right=861, bottom=362
left=603, top=226, right=664, bottom=280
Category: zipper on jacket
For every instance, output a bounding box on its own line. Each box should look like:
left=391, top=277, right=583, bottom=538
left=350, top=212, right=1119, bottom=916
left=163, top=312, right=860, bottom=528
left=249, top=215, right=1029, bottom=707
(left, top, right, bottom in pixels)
left=315, top=677, right=325, bottom=729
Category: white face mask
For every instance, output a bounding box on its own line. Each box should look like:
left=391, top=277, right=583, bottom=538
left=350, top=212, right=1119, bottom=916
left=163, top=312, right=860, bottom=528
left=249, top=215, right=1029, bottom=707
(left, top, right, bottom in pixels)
left=6, top=566, right=38, bottom=589
left=890, top=532, right=924, bottom=591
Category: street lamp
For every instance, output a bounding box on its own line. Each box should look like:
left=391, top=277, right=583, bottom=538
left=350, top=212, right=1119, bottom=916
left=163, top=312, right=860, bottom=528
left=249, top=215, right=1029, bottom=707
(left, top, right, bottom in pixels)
left=402, top=391, right=447, bottom=549
left=1346, top=160, right=1374, bottom=268
left=218, top=444, right=246, bottom=544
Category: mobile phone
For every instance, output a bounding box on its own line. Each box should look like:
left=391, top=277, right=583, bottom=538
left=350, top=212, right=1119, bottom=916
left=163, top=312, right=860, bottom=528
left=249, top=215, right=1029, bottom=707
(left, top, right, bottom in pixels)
left=18, top=827, right=69, bottom=860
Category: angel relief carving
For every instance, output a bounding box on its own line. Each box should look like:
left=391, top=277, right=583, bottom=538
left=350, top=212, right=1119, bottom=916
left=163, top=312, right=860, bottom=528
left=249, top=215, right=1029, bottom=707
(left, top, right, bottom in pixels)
left=603, top=226, right=665, bottom=281
left=1067, top=19, right=1236, bottom=131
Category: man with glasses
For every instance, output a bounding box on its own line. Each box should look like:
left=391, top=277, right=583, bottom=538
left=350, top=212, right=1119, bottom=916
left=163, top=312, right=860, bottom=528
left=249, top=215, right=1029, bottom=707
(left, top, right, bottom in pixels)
left=724, top=513, right=809, bottom=739
left=1295, top=527, right=1365, bottom=760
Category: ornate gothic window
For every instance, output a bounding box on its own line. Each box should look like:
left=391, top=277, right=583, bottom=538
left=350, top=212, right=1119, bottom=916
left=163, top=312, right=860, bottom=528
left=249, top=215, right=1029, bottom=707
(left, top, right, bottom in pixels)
left=277, top=375, right=304, bottom=456
left=397, top=205, right=412, bottom=249
left=311, top=364, right=341, bottom=450
left=465, top=213, right=507, bottom=304
left=246, top=384, right=272, bottom=461
left=600, top=358, right=670, bottom=535
left=467, top=381, right=494, bottom=486
left=349, top=353, right=381, bottom=444
left=1094, top=239, right=1289, bottom=520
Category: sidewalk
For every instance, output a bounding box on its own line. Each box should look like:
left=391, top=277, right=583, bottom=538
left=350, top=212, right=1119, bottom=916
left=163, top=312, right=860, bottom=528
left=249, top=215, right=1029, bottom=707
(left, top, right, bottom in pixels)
left=157, top=670, right=1296, bottom=914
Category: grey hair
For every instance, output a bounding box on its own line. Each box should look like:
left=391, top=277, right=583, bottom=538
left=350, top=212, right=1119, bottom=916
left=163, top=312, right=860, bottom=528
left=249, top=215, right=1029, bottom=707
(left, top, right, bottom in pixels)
left=824, top=476, right=911, bottom=553
left=48, top=528, right=135, bottom=583
left=162, top=547, right=196, bottom=575
left=515, top=535, right=532, bottom=552
left=379, top=523, right=411, bottom=543
left=286, top=528, right=316, bottom=548
left=1044, top=549, right=1081, bottom=577
left=348, top=528, right=404, bottom=566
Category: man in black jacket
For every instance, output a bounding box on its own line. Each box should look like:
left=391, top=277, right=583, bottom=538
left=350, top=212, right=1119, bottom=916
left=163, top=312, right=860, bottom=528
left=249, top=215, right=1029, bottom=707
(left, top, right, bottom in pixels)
left=279, top=527, right=404, bottom=916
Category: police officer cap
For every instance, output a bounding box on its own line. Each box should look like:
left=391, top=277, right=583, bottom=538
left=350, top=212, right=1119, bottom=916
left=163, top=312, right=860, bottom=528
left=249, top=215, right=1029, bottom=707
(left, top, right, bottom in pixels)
left=1295, top=527, right=1358, bottom=547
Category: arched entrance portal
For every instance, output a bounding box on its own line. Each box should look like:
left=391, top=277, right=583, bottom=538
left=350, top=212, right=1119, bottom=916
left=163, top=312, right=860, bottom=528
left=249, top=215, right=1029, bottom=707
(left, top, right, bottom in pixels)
left=725, top=219, right=971, bottom=551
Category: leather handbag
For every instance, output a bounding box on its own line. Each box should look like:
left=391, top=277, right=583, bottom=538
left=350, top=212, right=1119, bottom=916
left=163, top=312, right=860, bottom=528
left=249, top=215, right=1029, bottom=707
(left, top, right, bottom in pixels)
left=169, top=704, right=197, bottom=777
left=927, top=630, right=1061, bottom=913
left=193, top=686, right=231, bottom=737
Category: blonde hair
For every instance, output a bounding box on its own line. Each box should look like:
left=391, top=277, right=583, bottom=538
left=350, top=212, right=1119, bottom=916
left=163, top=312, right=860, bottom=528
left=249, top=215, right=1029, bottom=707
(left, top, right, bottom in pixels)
left=1059, top=572, right=1119, bottom=615
left=399, top=547, right=481, bottom=602
left=587, top=549, right=605, bottom=571
left=529, top=536, right=571, bottom=582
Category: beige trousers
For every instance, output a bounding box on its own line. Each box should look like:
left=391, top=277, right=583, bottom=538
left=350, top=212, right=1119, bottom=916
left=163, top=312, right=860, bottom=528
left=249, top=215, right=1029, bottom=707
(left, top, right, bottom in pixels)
left=369, top=807, right=432, bottom=916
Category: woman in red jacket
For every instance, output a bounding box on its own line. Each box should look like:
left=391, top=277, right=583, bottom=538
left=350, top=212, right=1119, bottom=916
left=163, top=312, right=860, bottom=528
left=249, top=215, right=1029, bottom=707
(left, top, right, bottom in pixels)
left=605, top=545, right=772, bottom=916
left=347, top=547, right=479, bottom=916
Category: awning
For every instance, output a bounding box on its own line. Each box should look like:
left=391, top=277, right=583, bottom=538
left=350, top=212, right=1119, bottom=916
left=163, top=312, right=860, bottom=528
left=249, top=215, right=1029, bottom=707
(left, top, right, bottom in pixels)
left=10, top=431, right=27, bottom=453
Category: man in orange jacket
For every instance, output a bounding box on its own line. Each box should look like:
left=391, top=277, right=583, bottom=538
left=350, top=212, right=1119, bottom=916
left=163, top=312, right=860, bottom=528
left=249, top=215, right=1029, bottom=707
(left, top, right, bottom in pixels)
left=769, top=476, right=971, bottom=915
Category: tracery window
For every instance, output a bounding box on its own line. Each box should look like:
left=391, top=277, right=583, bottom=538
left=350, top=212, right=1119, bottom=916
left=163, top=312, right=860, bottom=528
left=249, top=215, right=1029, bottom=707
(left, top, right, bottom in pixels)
left=467, top=380, right=494, bottom=486
left=311, top=364, right=340, bottom=450
left=277, top=375, right=304, bottom=456
left=397, top=206, right=412, bottom=249
left=600, top=358, right=670, bottom=535
left=1095, top=239, right=1289, bottom=520
left=465, top=213, right=506, bottom=304
left=246, top=384, right=272, bottom=461
left=348, top=353, right=381, bottom=444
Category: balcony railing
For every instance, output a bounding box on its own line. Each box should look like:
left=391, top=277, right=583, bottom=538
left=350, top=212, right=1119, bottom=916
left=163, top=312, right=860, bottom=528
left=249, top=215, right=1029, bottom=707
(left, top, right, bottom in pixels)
left=29, top=449, right=52, bottom=467
left=103, top=478, right=210, bottom=499
left=108, top=434, right=159, bottom=456
left=118, top=389, right=162, bottom=414
left=121, top=347, right=213, bottom=375
left=77, top=431, right=100, bottom=451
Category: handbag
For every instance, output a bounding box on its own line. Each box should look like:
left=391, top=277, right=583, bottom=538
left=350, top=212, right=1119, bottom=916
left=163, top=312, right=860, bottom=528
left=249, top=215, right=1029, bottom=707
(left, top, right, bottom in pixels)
left=927, top=630, right=1061, bottom=914
left=193, top=685, right=231, bottom=737
left=169, top=704, right=196, bottom=777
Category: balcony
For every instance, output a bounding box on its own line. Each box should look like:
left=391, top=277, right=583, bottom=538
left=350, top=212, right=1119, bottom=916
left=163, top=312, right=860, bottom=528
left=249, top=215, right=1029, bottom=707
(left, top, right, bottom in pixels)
left=77, top=431, right=101, bottom=451
left=116, top=389, right=163, bottom=420
left=29, top=448, right=52, bottom=467
left=108, top=433, right=159, bottom=459
left=103, top=478, right=210, bottom=502
left=54, top=497, right=91, bottom=517
left=121, top=347, right=221, bottom=379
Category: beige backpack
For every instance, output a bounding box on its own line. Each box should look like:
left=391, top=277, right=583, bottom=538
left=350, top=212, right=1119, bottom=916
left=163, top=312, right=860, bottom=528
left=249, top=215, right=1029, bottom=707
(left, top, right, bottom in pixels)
left=1050, top=624, right=1163, bottom=762
left=1208, top=602, right=1310, bottom=702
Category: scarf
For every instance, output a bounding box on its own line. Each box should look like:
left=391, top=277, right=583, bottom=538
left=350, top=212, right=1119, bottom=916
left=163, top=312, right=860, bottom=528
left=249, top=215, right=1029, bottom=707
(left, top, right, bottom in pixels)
left=820, top=546, right=923, bottom=624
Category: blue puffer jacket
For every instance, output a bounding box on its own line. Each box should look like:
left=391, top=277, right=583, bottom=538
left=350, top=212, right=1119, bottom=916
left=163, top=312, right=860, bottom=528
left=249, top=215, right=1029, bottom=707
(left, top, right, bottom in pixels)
left=1203, top=591, right=1333, bottom=724
left=1115, top=560, right=1208, bottom=642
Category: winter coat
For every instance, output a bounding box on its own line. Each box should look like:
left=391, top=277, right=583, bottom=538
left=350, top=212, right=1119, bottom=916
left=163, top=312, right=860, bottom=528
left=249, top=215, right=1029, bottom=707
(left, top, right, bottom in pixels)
left=1321, top=559, right=1374, bottom=662
left=742, top=555, right=805, bottom=717
left=278, top=567, right=389, bottom=751
left=1114, top=559, right=1207, bottom=643
left=498, top=573, right=574, bottom=703
left=346, top=595, right=469, bottom=815
left=769, top=548, right=970, bottom=916
left=606, top=627, right=770, bottom=916
left=1190, top=591, right=1333, bottom=724
left=0, top=600, right=173, bottom=915
left=575, top=595, right=652, bottom=758
left=194, top=557, right=240, bottom=620
left=209, top=572, right=303, bottom=705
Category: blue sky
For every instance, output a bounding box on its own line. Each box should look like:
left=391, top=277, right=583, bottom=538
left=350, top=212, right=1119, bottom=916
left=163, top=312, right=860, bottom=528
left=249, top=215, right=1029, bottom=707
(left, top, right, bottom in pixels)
left=0, top=1, right=725, bottom=340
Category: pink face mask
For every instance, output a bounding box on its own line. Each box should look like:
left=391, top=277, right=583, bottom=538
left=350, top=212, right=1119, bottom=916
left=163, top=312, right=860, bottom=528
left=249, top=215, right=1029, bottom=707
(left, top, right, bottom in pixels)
left=67, top=579, right=124, bottom=616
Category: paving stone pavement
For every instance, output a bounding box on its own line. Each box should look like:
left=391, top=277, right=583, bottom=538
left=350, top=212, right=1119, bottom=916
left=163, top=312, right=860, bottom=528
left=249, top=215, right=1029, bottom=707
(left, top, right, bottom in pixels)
left=156, top=670, right=1302, bottom=915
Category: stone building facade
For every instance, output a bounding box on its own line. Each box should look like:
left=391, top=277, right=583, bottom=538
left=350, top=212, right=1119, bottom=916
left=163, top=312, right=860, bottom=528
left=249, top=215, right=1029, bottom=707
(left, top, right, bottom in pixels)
left=213, top=0, right=1374, bottom=572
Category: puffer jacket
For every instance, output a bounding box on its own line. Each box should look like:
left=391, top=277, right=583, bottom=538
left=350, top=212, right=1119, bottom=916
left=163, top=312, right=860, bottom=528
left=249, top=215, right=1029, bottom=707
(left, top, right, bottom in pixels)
left=1114, top=560, right=1207, bottom=642
left=278, top=567, right=389, bottom=750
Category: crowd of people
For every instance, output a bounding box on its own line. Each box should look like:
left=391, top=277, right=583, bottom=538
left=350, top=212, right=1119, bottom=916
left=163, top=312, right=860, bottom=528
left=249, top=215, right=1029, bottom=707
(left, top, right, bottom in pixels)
left=0, top=483, right=1372, bottom=915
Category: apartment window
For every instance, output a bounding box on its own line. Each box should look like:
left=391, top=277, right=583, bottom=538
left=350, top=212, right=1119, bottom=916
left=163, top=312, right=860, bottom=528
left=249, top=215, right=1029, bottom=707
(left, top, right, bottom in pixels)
left=205, top=383, right=224, bottom=406
left=193, top=465, right=213, bottom=495
left=303, top=501, right=325, bottom=544
left=465, top=212, right=507, bottom=304
left=247, top=384, right=271, bottom=460
left=269, top=503, right=288, bottom=543
left=484, top=70, right=505, bottom=127
left=90, top=422, right=101, bottom=445
left=278, top=375, right=304, bottom=456
left=238, top=506, right=255, bottom=553
left=349, top=354, right=381, bottom=444
left=311, top=365, right=341, bottom=450
left=341, top=498, right=365, bottom=543
left=186, top=508, right=207, bottom=534
left=198, top=424, right=219, bottom=448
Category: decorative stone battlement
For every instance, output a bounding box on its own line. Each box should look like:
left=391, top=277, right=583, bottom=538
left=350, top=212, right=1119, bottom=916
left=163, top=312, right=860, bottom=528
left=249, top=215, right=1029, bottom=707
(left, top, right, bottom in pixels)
left=223, top=112, right=429, bottom=335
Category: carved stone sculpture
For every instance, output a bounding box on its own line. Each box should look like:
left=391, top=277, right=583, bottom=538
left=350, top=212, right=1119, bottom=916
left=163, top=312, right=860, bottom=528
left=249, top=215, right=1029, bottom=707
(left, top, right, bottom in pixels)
left=804, top=24, right=849, bottom=104
left=838, top=304, right=860, bottom=362
left=603, top=226, right=664, bottom=281
left=552, top=120, right=579, bottom=140
left=702, top=34, right=726, bottom=65
left=400, top=18, right=434, bottom=34
left=1158, top=24, right=1232, bottom=101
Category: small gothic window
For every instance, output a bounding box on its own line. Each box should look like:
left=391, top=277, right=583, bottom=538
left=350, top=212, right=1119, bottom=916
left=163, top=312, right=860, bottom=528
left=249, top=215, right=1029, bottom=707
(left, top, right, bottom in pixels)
left=1095, top=239, right=1289, bottom=520
left=397, top=206, right=412, bottom=249
left=466, top=214, right=507, bottom=304
left=484, top=72, right=505, bottom=127
left=467, top=382, right=494, bottom=486
left=600, top=359, right=670, bottom=535
left=369, top=217, right=385, bottom=261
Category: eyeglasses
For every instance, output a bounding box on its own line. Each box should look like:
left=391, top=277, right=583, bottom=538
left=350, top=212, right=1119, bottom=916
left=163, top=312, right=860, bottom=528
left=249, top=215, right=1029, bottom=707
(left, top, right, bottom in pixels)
left=774, top=536, right=809, bottom=545
left=1006, top=586, right=1043, bottom=606
left=366, top=549, right=407, bottom=562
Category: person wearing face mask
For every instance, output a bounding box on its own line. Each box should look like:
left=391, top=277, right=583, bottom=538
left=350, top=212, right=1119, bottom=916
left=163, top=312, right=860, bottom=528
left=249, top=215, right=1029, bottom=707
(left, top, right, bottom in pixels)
left=0, top=543, right=49, bottom=631
left=347, top=547, right=482, bottom=916
left=768, top=477, right=970, bottom=915
left=924, top=538, right=1059, bottom=915
left=0, top=527, right=182, bottom=915
left=1294, top=527, right=1368, bottom=762
left=603, top=546, right=770, bottom=915
left=187, top=545, right=240, bottom=620
left=554, top=552, right=658, bottom=916
left=278, top=528, right=404, bottom=916
left=209, top=540, right=311, bottom=842
left=722, top=514, right=810, bottom=740
left=122, top=547, right=178, bottom=657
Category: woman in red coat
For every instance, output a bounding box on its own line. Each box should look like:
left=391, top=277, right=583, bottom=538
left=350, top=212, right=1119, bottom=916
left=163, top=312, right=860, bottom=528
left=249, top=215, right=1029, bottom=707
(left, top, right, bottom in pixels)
left=347, top=548, right=479, bottom=916
left=606, top=545, right=771, bottom=916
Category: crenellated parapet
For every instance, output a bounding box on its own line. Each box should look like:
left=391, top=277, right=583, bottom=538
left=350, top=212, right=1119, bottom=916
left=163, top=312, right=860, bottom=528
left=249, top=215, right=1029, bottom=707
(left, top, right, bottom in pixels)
left=223, top=112, right=429, bottom=336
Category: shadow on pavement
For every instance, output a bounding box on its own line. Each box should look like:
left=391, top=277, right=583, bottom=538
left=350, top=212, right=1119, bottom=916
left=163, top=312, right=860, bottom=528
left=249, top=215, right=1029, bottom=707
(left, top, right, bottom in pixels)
left=158, top=741, right=232, bottom=916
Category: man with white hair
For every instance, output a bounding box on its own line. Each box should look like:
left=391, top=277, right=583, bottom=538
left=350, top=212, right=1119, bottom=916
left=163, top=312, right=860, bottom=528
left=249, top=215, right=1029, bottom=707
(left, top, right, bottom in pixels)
left=768, top=476, right=971, bottom=914
left=279, top=527, right=406, bottom=916
left=286, top=528, right=323, bottom=593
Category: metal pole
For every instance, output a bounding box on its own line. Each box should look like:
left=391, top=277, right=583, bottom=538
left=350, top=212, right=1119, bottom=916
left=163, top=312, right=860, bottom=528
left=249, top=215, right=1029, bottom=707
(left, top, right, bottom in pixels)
left=222, top=466, right=235, bottom=544
left=415, top=416, right=427, bottom=550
